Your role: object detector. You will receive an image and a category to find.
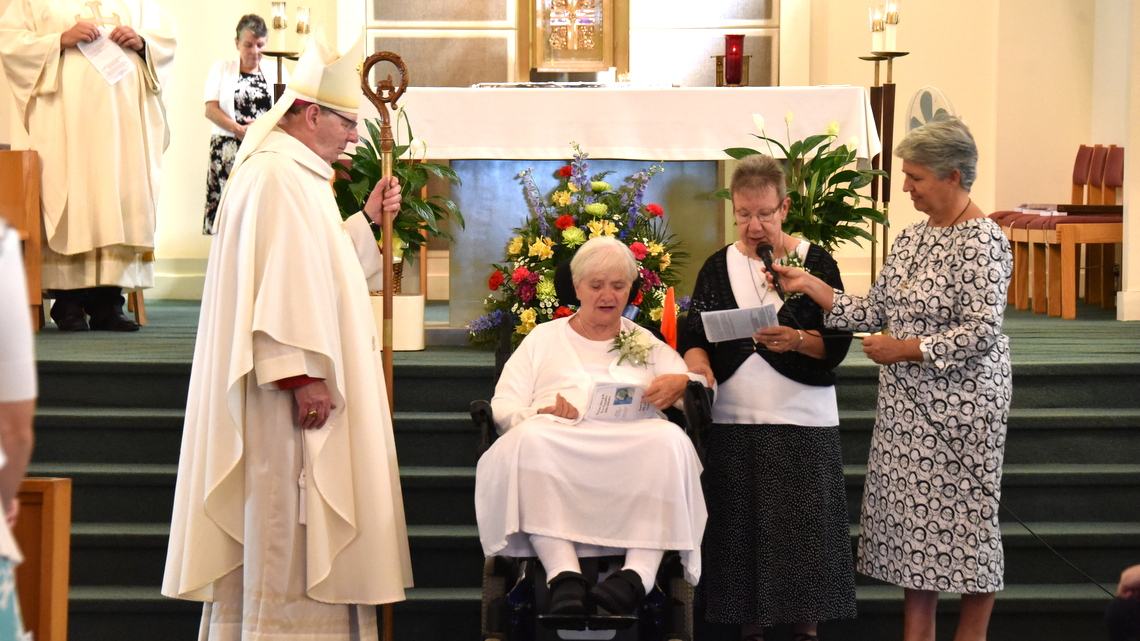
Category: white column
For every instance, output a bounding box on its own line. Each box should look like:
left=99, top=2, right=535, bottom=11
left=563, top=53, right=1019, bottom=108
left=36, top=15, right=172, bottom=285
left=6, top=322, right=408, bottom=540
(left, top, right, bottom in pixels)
left=1117, top=0, right=1140, bottom=319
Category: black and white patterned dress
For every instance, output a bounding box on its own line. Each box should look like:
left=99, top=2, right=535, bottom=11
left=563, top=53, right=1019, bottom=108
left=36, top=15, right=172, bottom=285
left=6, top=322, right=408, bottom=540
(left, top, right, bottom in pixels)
left=827, top=217, right=1012, bottom=594
left=203, top=72, right=272, bottom=234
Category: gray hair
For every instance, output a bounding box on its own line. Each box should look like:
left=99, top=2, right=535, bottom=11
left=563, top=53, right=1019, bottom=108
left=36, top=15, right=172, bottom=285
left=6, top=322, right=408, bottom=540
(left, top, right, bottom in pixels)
left=571, top=236, right=638, bottom=285
left=236, top=14, right=267, bottom=40
left=894, top=116, right=978, bottom=191
left=730, top=154, right=787, bottom=201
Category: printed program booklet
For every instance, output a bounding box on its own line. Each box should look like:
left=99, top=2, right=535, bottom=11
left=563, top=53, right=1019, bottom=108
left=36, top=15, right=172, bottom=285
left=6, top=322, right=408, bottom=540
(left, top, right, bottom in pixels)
left=584, top=382, right=657, bottom=421
left=701, top=304, right=779, bottom=342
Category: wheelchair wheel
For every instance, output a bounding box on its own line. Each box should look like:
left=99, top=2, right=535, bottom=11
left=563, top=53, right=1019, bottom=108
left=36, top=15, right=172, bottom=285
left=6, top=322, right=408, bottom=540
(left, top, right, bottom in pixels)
left=481, top=557, right=510, bottom=640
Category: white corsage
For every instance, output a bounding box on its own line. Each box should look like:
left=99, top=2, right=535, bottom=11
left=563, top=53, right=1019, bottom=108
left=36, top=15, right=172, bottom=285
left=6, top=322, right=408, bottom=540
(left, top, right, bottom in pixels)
left=610, top=328, right=653, bottom=367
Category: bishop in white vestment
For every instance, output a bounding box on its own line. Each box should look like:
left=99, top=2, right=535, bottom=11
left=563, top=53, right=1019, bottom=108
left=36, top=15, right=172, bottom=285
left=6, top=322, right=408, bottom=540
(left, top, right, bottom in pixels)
left=0, top=0, right=175, bottom=331
left=162, top=32, right=412, bottom=640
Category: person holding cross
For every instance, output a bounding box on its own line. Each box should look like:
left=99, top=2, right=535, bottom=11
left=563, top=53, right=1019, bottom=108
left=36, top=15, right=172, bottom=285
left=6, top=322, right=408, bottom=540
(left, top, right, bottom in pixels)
left=0, top=0, right=176, bottom=332
left=162, top=30, right=412, bottom=640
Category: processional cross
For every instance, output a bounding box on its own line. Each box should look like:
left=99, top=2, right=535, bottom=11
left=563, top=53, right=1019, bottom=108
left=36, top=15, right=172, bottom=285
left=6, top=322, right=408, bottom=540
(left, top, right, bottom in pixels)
left=75, top=1, right=121, bottom=27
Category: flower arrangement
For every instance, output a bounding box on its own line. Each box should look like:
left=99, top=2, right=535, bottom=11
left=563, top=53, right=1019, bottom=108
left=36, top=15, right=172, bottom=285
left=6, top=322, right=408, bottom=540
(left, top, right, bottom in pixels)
left=610, top=328, right=653, bottom=367
left=333, top=109, right=464, bottom=263
left=715, top=112, right=887, bottom=253
left=468, top=143, right=689, bottom=347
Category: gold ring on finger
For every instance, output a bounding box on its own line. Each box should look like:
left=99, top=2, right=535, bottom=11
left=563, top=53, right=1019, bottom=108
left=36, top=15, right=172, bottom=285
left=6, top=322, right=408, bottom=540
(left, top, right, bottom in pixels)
left=308, top=410, right=318, bottom=418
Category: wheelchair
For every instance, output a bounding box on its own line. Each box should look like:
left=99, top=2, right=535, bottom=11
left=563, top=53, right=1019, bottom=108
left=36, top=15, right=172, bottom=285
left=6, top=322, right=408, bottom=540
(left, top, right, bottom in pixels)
left=471, top=378, right=712, bottom=641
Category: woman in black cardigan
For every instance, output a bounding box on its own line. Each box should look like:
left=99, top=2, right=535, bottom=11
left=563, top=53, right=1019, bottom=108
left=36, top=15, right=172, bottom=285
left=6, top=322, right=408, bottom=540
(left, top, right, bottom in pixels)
left=680, top=154, right=855, bottom=641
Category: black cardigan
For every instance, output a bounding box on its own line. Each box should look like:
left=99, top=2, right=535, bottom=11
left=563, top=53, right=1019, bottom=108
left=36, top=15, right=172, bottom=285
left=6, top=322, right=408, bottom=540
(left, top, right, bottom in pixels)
left=678, top=244, right=852, bottom=387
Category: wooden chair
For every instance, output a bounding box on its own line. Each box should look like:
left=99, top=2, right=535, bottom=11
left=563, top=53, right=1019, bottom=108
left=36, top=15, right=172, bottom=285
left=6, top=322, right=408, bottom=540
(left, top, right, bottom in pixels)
left=13, top=478, right=72, bottom=641
left=0, top=151, right=43, bottom=331
left=1053, top=221, right=1123, bottom=319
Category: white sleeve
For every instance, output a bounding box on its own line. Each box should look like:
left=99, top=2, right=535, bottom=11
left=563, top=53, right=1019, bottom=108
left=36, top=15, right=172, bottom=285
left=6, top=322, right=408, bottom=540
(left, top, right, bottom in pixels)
left=0, top=228, right=36, bottom=403
left=203, top=59, right=225, bottom=102
left=490, top=338, right=541, bottom=433
left=343, top=212, right=384, bottom=279
left=251, top=330, right=329, bottom=389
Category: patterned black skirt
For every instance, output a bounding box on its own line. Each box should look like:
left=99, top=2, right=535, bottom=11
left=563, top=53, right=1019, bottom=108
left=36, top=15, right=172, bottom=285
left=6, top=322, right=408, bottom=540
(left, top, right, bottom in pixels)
left=698, top=423, right=857, bottom=627
left=203, top=135, right=240, bottom=235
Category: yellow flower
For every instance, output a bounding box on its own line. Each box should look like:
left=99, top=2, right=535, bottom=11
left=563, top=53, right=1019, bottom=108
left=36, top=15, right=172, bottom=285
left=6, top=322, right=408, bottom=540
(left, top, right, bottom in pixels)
left=587, top=220, right=618, bottom=238
left=647, top=241, right=665, bottom=256
left=529, top=237, right=555, bottom=260
left=584, top=203, right=608, bottom=216
left=516, top=308, right=538, bottom=335
left=659, top=253, right=672, bottom=269
left=562, top=226, right=586, bottom=247
left=551, top=190, right=572, bottom=207
left=568, top=182, right=580, bottom=193
left=591, top=181, right=611, bottom=192
left=507, top=236, right=524, bottom=256
left=650, top=307, right=663, bottom=322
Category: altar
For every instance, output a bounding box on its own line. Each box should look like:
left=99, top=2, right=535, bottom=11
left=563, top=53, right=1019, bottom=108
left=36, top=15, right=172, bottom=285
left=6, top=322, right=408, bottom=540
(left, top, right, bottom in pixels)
left=358, top=86, right=880, bottom=327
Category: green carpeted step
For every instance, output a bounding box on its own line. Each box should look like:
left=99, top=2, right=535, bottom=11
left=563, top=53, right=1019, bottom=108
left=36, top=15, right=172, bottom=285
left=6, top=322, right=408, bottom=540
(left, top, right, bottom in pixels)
left=837, top=408, right=1140, bottom=465
left=69, top=523, right=484, bottom=590
left=31, top=408, right=481, bottom=467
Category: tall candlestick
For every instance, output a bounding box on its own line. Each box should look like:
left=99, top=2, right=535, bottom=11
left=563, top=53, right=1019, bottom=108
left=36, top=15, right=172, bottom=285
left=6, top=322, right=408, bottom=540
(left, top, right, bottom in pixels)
left=295, top=6, right=310, bottom=49
left=724, top=34, right=744, bottom=86
left=883, top=1, right=899, bottom=53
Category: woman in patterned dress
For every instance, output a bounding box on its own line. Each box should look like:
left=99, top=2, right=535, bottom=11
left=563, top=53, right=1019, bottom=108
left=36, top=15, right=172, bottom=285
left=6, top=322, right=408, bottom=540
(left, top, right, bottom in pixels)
left=681, top=154, right=856, bottom=641
left=769, top=117, right=1012, bottom=641
left=202, top=14, right=285, bottom=234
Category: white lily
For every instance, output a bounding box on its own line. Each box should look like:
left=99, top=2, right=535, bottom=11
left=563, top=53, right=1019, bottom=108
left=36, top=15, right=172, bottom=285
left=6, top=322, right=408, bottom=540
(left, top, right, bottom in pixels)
left=826, top=121, right=840, bottom=137
left=785, top=110, right=794, bottom=125
left=753, top=113, right=766, bottom=132
left=846, top=136, right=861, bottom=152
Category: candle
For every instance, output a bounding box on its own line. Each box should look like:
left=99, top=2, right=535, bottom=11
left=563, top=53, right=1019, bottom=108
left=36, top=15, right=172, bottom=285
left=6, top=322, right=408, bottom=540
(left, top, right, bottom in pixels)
left=295, top=6, right=310, bottom=34
left=869, top=5, right=885, bottom=52
left=883, top=1, right=899, bottom=52
left=724, top=34, right=744, bottom=85
left=271, top=2, right=287, bottom=50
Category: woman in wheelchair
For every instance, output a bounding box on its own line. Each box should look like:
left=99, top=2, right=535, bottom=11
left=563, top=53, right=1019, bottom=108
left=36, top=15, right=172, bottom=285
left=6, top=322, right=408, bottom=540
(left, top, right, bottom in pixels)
left=475, top=236, right=709, bottom=618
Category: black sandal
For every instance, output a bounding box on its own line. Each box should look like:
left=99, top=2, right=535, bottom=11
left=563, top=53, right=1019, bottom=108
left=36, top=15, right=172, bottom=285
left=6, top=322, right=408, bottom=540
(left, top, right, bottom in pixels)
left=546, top=571, right=589, bottom=616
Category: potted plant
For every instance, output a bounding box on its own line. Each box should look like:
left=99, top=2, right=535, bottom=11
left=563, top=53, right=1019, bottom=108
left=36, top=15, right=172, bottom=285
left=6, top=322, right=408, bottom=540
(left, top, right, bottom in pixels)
left=714, top=113, right=887, bottom=253
left=333, top=109, right=464, bottom=292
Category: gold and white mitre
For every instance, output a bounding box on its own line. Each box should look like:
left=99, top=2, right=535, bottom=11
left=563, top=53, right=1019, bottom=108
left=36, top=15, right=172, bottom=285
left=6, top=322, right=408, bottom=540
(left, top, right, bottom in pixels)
left=227, top=28, right=365, bottom=177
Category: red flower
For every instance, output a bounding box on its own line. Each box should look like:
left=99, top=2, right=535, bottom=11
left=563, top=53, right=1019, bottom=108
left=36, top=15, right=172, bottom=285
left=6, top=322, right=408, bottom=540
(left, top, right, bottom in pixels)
left=555, top=214, right=576, bottom=230
left=629, top=241, right=649, bottom=260
left=511, top=266, right=531, bottom=284
left=488, top=270, right=504, bottom=291
left=553, top=306, right=574, bottom=319
left=632, top=291, right=643, bottom=306
left=558, top=165, right=573, bottom=177
left=645, top=203, right=664, bottom=217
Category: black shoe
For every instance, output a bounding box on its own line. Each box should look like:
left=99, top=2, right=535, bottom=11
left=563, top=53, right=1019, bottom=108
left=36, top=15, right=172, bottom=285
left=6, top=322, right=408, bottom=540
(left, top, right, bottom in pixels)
left=588, top=569, right=646, bottom=615
left=49, top=290, right=89, bottom=331
left=85, top=287, right=140, bottom=332
left=546, top=571, right=589, bottom=616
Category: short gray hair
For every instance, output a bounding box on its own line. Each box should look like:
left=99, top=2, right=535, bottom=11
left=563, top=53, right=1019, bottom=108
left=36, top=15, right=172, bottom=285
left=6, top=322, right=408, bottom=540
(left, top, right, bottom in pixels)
left=236, top=14, right=267, bottom=40
left=730, top=154, right=787, bottom=201
left=571, top=236, right=638, bottom=285
left=894, top=116, right=978, bottom=191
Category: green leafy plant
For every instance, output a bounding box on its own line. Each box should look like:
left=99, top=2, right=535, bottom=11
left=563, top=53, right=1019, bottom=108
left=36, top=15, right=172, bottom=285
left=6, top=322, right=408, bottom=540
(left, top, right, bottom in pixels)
left=333, top=111, right=464, bottom=262
left=714, top=114, right=888, bottom=253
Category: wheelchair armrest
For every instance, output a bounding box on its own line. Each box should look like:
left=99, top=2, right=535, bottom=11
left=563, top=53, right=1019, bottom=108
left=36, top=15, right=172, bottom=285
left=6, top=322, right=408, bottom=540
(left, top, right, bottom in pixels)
left=681, top=380, right=713, bottom=460
left=471, top=399, right=497, bottom=453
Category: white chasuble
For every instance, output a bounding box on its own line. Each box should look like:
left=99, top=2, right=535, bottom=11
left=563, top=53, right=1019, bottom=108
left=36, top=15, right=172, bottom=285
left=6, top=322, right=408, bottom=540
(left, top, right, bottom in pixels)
left=163, top=131, right=412, bottom=637
left=0, top=0, right=175, bottom=288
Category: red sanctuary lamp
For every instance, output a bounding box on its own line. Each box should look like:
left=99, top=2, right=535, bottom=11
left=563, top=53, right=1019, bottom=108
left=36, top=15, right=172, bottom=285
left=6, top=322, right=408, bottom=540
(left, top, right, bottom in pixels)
left=724, top=34, right=744, bottom=85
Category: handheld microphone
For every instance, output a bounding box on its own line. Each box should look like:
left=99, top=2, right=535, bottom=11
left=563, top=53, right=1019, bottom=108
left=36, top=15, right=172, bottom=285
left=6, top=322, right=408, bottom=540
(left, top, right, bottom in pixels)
left=757, top=244, right=785, bottom=301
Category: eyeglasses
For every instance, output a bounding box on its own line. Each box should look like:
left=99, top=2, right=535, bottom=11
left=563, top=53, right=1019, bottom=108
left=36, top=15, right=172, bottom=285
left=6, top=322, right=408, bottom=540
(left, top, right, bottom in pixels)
left=733, top=206, right=783, bottom=225
left=322, top=107, right=358, bottom=133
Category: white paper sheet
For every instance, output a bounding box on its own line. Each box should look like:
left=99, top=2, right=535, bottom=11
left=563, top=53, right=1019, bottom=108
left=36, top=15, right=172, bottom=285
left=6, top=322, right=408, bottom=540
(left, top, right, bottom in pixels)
left=77, top=28, right=134, bottom=86
left=701, top=304, right=779, bottom=342
left=584, top=382, right=658, bottom=421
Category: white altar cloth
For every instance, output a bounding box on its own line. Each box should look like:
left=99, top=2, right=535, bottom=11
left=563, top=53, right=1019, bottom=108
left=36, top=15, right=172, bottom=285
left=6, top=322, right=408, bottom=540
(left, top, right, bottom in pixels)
left=357, top=86, right=880, bottom=161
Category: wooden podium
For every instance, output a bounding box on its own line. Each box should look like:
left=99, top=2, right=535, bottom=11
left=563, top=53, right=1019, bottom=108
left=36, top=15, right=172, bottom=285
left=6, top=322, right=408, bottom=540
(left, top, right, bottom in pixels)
left=13, top=478, right=72, bottom=641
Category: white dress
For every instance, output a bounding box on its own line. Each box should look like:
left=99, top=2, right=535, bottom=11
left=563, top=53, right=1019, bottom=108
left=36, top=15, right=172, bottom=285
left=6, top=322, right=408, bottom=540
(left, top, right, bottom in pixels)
left=475, top=316, right=708, bottom=584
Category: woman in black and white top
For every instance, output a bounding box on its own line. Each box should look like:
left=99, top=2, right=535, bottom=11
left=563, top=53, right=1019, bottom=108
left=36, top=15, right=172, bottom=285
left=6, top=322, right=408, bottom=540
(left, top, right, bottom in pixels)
left=680, top=154, right=855, bottom=641
left=202, top=14, right=287, bottom=234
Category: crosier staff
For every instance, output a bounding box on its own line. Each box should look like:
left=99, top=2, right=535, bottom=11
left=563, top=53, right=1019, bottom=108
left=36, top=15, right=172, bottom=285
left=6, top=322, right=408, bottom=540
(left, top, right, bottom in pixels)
left=359, top=50, right=408, bottom=641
